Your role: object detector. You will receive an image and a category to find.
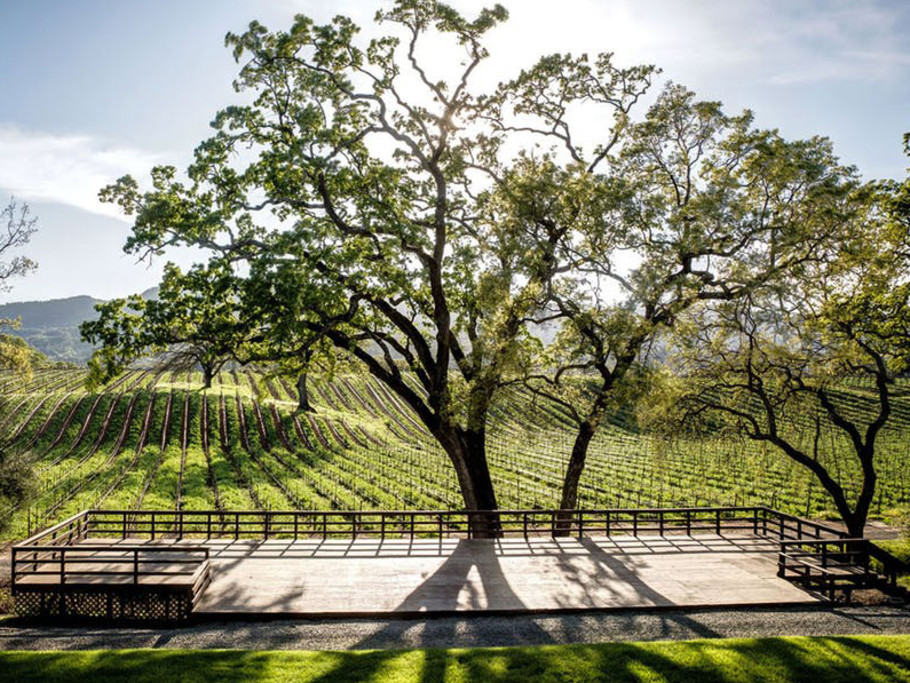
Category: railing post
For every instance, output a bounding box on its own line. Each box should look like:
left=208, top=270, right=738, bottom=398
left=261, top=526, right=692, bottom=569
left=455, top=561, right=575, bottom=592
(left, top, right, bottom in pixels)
left=380, top=513, right=386, bottom=541
left=151, top=512, right=156, bottom=540
left=293, top=513, right=299, bottom=541
left=437, top=514, right=443, bottom=538
left=134, top=549, right=139, bottom=585
left=523, top=512, right=528, bottom=540
left=715, top=509, right=721, bottom=535
left=633, top=512, right=638, bottom=538
left=122, top=511, right=127, bottom=540
left=753, top=509, right=759, bottom=535
left=686, top=510, right=691, bottom=536
left=60, top=548, right=66, bottom=585
left=861, top=541, right=871, bottom=583
left=207, top=513, right=212, bottom=541
left=410, top=512, right=415, bottom=541
left=578, top=510, right=584, bottom=539
left=658, top=510, right=664, bottom=536
left=605, top=511, right=611, bottom=537
left=264, top=512, right=270, bottom=540
left=322, top=513, right=327, bottom=540
left=235, top=513, right=240, bottom=541
left=352, top=513, right=358, bottom=540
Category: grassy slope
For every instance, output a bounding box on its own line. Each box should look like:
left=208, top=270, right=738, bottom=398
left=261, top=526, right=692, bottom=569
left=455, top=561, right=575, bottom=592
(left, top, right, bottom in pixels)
left=1, top=636, right=910, bottom=683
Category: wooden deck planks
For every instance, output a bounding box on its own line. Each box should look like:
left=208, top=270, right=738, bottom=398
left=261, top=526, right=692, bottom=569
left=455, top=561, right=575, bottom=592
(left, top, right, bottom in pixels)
left=183, top=534, right=819, bottom=615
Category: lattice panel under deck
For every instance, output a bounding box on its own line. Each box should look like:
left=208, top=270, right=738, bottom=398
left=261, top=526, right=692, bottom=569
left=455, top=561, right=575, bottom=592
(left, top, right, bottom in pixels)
left=14, top=589, right=193, bottom=623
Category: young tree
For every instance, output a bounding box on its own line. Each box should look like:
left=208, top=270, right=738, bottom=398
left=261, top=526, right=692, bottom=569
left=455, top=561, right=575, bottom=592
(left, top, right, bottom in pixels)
left=82, top=261, right=254, bottom=389
left=490, top=83, right=860, bottom=520
left=666, top=170, right=907, bottom=537
left=96, top=2, right=652, bottom=535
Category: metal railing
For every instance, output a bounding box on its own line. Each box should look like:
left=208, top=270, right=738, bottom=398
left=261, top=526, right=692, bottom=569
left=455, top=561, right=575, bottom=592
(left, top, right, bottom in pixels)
left=777, top=538, right=873, bottom=600
left=867, top=543, right=910, bottom=593
left=64, top=506, right=772, bottom=541
left=11, top=544, right=210, bottom=592
left=760, top=509, right=847, bottom=542
left=12, top=506, right=854, bottom=545
left=15, top=505, right=902, bottom=605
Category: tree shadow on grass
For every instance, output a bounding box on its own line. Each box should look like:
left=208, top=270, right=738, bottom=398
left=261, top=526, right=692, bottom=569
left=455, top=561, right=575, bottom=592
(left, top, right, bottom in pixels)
left=452, top=635, right=910, bottom=683
left=3, top=635, right=909, bottom=682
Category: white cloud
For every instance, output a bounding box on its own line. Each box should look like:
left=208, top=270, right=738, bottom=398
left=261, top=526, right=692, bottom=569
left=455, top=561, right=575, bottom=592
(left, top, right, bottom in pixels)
left=0, top=126, right=162, bottom=220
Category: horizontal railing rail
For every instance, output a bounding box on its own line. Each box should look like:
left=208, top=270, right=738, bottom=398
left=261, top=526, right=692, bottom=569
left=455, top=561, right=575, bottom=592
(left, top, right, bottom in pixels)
left=14, top=506, right=854, bottom=547
left=15, top=510, right=90, bottom=548
left=865, top=543, right=910, bottom=592
left=47, top=506, right=773, bottom=542
left=11, top=544, right=210, bottom=592
left=759, top=508, right=848, bottom=542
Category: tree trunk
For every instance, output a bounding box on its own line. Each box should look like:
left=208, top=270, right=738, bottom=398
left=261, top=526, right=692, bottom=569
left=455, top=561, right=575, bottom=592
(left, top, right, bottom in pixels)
left=556, top=386, right=612, bottom=535
left=843, top=512, right=866, bottom=539
left=296, top=371, right=315, bottom=413
left=436, top=424, right=501, bottom=538
left=202, top=365, right=214, bottom=390
left=845, top=462, right=876, bottom=538
left=555, top=419, right=597, bottom=535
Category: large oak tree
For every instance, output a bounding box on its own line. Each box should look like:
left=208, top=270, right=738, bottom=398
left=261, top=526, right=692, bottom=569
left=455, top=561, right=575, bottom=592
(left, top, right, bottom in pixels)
left=665, top=156, right=909, bottom=537
left=97, top=2, right=649, bottom=534
left=489, top=81, right=862, bottom=521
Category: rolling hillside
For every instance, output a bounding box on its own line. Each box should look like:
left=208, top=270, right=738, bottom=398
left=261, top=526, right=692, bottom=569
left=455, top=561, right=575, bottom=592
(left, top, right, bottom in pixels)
left=1, top=367, right=909, bottom=540
left=0, top=287, right=158, bottom=364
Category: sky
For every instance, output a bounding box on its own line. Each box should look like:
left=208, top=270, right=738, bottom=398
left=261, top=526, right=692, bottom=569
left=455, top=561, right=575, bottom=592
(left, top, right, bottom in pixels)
left=0, top=0, right=908, bottom=303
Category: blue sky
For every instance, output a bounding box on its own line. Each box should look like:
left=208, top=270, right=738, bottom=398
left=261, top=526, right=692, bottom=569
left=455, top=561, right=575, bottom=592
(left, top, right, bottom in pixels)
left=1, top=0, right=908, bottom=303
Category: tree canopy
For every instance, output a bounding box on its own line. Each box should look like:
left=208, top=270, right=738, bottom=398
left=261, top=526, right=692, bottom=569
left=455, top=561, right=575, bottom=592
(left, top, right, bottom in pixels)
left=89, top=0, right=900, bottom=536
left=663, top=165, right=908, bottom=536
left=97, top=1, right=555, bottom=533
left=489, top=81, right=862, bottom=519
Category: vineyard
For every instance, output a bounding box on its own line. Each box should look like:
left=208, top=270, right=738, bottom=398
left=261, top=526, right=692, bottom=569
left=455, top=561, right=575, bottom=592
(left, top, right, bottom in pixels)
left=2, top=366, right=910, bottom=540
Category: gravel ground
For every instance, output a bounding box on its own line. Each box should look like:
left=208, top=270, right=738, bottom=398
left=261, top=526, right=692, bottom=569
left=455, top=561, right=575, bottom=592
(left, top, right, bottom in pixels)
left=0, top=604, right=908, bottom=651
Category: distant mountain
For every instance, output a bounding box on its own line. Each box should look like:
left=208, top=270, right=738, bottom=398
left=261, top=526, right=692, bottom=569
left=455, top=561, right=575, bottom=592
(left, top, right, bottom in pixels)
left=0, top=295, right=103, bottom=329
left=0, top=287, right=158, bottom=365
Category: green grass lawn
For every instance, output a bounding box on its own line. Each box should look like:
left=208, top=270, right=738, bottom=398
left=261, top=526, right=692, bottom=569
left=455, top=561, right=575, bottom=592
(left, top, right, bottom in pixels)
left=1, top=635, right=909, bottom=682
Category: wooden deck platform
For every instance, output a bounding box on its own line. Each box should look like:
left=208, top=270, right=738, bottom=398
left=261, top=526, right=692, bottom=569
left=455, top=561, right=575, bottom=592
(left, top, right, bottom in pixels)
left=83, top=533, right=819, bottom=616
left=20, top=508, right=861, bottom=621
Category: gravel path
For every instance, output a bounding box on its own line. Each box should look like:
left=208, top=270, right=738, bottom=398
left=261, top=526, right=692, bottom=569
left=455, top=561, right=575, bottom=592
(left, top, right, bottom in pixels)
left=0, top=604, right=908, bottom=651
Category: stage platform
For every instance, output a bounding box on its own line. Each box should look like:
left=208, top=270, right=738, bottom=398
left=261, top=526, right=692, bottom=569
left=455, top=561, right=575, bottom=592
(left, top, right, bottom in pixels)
left=70, top=534, right=820, bottom=617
